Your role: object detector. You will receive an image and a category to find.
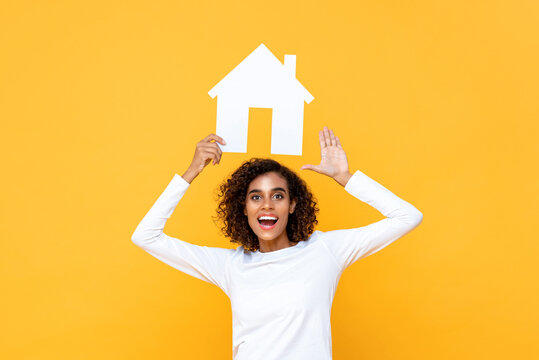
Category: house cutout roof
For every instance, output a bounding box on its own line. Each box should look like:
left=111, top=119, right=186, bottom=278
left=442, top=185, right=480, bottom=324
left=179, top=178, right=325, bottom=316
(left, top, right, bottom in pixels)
left=208, top=43, right=314, bottom=103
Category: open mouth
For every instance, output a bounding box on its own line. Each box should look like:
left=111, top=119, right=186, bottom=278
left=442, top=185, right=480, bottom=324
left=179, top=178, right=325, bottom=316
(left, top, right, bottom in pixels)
left=257, top=216, right=278, bottom=230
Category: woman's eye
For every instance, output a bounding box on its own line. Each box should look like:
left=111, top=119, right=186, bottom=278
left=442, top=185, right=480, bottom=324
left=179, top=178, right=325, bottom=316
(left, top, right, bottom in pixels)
left=250, top=194, right=283, bottom=200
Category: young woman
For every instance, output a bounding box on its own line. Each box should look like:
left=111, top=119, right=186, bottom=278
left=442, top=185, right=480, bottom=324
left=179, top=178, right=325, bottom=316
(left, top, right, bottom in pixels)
left=131, top=126, right=423, bottom=360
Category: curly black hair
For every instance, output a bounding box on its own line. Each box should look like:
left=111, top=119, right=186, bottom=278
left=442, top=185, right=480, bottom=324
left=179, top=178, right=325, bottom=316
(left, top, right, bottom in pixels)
left=213, top=158, right=319, bottom=252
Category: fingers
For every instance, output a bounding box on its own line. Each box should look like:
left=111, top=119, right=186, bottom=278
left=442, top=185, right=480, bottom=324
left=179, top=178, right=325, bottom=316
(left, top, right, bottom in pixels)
left=207, top=146, right=222, bottom=165
left=202, top=148, right=220, bottom=165
left=319, top=130, right=326, bottom=149
left=320, top=126, right=337, bottom=148
left=197, top=142, right=222, bottom=165
left=197, top=133, right=225, bottom=165
left=208, top=141, right=222, bottom=158
left=328, top=128, right=336, bottom=147
left=323, top=127, right=333, bottom=147
left=202, top=133, right=227, bottom=145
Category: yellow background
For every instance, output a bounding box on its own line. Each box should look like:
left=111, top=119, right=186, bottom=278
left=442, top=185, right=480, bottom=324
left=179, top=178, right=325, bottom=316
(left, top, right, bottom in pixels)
left=1, top=0, right=538, bottom=359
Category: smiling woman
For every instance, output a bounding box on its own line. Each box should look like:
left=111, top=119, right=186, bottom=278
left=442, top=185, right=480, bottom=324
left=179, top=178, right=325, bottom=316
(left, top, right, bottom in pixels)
left=131, top=127, right=423, bottom=360
left=214, top=158, right=319, bottom=253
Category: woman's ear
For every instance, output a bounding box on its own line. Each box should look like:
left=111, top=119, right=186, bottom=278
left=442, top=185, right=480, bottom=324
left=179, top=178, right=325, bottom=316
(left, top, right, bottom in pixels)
left=244, top=207, right=247, bottom=216
left=290, top=199, right=296, bottom=214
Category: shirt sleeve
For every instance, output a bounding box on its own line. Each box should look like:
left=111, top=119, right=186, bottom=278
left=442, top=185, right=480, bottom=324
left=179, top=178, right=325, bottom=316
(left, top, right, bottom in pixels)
left=131, top=174, right=233, bottom=294
left=320, top=170, right=423, bottom=271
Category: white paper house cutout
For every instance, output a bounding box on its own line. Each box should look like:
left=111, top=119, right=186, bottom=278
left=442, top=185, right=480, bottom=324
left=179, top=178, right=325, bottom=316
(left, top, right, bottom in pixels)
left=208, top=43, right=314, bottom=155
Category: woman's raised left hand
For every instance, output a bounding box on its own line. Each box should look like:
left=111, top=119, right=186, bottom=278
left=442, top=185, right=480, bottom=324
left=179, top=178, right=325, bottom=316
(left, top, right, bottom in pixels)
left=301, top=126, right=353, bottom=187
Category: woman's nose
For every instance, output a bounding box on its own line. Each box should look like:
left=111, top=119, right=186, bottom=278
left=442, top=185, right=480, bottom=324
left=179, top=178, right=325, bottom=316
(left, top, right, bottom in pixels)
left=262, top=198, right=274, bottom=209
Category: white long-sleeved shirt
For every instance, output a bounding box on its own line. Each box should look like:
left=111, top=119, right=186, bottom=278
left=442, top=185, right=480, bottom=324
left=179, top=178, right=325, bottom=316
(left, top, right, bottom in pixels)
left=131, top=170, right=423, bottom=360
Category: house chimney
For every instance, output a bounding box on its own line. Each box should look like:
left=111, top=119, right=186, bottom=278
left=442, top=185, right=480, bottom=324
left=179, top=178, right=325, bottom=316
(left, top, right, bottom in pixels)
left=284, top=55, right=296, bottom=78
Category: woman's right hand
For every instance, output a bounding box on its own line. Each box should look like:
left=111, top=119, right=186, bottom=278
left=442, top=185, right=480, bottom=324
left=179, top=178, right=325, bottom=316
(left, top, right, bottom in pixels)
left=182, top=134, right=226, bottom=183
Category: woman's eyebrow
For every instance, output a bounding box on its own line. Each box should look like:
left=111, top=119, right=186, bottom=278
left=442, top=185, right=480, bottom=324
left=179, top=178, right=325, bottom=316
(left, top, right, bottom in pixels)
left=248, top=187, right=287, bottom=195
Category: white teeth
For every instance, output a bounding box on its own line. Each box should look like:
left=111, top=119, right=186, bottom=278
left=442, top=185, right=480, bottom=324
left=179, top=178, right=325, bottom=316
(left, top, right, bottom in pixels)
left=258, top=216, right=278, bottom=221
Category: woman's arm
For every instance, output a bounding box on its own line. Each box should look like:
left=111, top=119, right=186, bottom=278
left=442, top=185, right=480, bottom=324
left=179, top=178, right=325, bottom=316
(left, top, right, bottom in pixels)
left=302, top=126, right=423, bottom=270
left=131, top=134, right=233, bottom=292
left=319, top=169, right=423, bottom=270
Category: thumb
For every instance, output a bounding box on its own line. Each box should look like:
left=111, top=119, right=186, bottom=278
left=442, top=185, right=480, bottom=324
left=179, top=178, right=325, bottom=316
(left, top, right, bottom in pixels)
left=301, top=164, right=322, bottom=172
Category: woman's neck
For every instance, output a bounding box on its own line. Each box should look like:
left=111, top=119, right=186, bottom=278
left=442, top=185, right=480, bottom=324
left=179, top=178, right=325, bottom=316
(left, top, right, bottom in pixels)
left=258, top=234, right=298, bottom=253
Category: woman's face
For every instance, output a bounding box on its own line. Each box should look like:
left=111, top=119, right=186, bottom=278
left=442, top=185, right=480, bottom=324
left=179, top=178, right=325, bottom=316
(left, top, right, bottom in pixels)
left=244, top=171, right=296, bottom=244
